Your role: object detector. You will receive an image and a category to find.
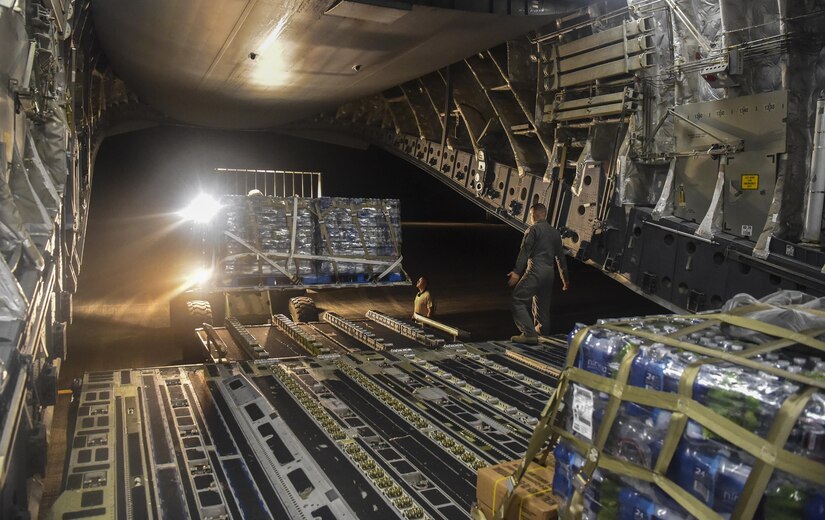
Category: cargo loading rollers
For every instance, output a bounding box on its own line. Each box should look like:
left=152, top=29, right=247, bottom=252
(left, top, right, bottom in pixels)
left=49, top=311, right=569, bottom=520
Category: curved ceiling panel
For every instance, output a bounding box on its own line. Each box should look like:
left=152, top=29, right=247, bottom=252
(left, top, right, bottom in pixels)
left=92, top=0, right=562, bottom=128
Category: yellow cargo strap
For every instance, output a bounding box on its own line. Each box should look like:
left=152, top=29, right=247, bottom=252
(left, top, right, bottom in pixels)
left=555, top=429, right=722, bottom=520
left=491, top=464, right=543, bottom=516
left=564, top=368, right=825, bottom=488
left=733, top=386, right=818, bottom=519
left=600, top=323, right=825, bottom=390
left=737, top=327, right=825, bottom=358
left=551, top=369, right=825, bottom=518
left=665, top=319, right=718, bottom=338
left=652, top=358, right=714, bottom=476
left=497, top=307, right=825, bottom=520
left=495, top=330, right=584, bottom=520
left=519, top=485, right=554, bottom=520
left=783, top=304, right=825, bottom=318
left=563, top=327, right=589, bottom=369
left=565, top=338, right=640, bottom=518
left=682, top=312, right=825, bottom=352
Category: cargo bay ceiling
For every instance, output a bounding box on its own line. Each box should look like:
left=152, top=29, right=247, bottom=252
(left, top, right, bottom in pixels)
left=90, top=0, right=576, bottom=128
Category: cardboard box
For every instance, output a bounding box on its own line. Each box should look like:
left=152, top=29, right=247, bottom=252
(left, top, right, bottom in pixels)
left=476, top=458, right=558, bottom=520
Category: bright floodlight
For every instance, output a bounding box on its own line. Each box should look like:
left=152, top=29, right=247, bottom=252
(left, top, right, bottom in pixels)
left=187, top=267, right=212, bottom=287
left=179, top=194, right=221, bottom=223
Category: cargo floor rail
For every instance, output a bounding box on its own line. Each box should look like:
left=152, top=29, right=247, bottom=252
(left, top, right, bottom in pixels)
left=366, top=310, right=444, bottom=347
left=271, top=314, right=328, bottom=356
left=225, top=317, right=268, bottom=359
left=321, top=312, right=391, bottom=351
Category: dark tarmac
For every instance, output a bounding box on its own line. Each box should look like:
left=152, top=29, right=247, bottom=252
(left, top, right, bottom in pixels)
left=41, top=127, right=664, bottom=516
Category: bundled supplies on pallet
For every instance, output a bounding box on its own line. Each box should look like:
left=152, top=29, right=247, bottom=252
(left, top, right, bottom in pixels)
left=315, top=197, right=365, bottom=275
left=490, top=291, right=825, bottom=520
left=250, top=196, right=289, bottom=276
left=315, top=197, right=403, bottom=278
left=214, top=194, right=405, bottom=286
left=357, top=198, right=402, bottom=264
left=216, top=195, right=316, bottom=279
left=251, top=195, right=315, bottom=276
left=219, top=195, right=257, bottom=278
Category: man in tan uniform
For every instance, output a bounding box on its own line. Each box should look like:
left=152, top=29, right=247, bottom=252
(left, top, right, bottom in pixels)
left=413, top=276, right=434, bottom=318
left=507, top=203, right=569, bottom=344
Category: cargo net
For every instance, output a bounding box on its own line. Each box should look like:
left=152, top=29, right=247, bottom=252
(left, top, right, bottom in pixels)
left=503, top=291, right=825, bottom=520
left=216, top=195, right=404, bottom=286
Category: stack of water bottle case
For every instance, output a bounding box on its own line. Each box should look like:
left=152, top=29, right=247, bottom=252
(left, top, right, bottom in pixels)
left=216, top=195, right=403, bottom=284
left=315, top=197, right=402, bottom=276
left=480, top=291, right=825, bottom=520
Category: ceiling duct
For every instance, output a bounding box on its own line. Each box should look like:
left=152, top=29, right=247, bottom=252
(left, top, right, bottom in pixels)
left=324, top=0, right=412, bottom=24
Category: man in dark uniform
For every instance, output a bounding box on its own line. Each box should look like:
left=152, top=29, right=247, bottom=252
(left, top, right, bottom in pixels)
left=507, top=203, right=569, bottom=344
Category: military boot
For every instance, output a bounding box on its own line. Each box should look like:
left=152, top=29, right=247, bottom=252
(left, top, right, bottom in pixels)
left=510, top=334, right=538, bottom=345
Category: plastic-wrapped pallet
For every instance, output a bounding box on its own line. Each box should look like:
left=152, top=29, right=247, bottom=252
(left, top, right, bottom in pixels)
left=248, top=196, right=315, bottom=276
left=499, top=291, right=825, bottom=520
left=218, top=195, right=257, bottom=279
left=357, top=198, right=402, bottom=274
left=315, top=197, right=402, bottom=277
left=217, top=195, right=316, bottom=281
left=315, top=197, right=364, bottom=275
left=214, top=194, right=404, bottom=285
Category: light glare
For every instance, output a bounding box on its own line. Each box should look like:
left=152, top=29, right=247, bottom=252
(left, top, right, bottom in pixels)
left=179, top=194, right=221, bottom=223
left=257, top=17, right=288, bottom=54
left=187, top=267, right=212, bottom=287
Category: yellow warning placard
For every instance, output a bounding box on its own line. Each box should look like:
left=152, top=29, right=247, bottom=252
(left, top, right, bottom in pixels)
left=741, top=174, right=759, bottom=190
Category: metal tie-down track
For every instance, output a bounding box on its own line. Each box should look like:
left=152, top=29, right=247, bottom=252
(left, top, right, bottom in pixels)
left=51, top=314, right=569, bottom=519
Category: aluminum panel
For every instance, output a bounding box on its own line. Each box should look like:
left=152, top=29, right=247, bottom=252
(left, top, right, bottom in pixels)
left=558, top=53, right=651, bottom=88
left=674, top=91, right=787, bottom=238
left=557, top=18, right=652, bottom=58
left=453, top=150, right=474, bottom=190
left=674, top=90, right=788, bottom=154
left=502, top=172, right=535, bottom=222
left=551, top=90, right=628, bottom=112
left=550, top=101, right=633, bottom=122
left=558, top=35, right=650, bottom=73
left=722, top=151, right=779, bottom=239
left=672, top=156, right=717, bottom=223
left=563, top=163, right=602, bottom=255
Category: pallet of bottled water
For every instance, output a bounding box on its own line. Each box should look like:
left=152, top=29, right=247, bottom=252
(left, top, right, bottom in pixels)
left=214, top=195, right=405, bottom=287
left=542, top=291, right=825, bottom=519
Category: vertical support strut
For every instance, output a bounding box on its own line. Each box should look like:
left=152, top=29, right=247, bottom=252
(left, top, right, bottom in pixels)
left=440, top=64, right=453, bottom=153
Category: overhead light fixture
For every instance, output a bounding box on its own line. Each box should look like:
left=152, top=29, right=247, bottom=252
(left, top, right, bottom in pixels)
left=257, top=17, right=288, bottom=55
left=251, top=17, right=291, bottom=86
left=179, top=194, right=221, bottom=223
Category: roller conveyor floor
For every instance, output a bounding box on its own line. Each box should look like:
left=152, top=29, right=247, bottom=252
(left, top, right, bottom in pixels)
left=51, top=316, right=570, bottom=520
left=306, top=321, right=367, bottom=352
